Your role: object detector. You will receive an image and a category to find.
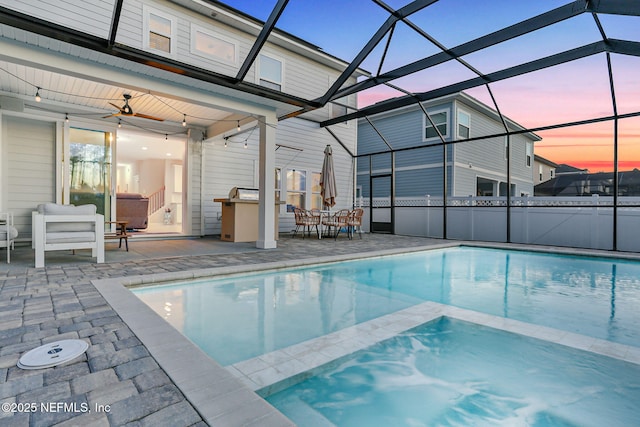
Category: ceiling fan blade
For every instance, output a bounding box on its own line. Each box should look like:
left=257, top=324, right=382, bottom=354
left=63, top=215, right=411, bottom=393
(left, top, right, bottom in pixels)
left=133, top=113, right=165, bottom=121
left=102, top=113, right=120, bottom=119
left=108, top=102, right=125, bottom=112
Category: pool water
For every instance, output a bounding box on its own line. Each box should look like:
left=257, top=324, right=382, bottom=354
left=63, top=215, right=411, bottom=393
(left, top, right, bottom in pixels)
left=266, top=317, right=640, bottom=427
left=133, top=247, right=640, bottom=365
left=133, top=268, right=421, bottom=365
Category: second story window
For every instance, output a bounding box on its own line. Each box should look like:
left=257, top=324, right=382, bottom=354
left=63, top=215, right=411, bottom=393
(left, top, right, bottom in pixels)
left=259, top=54, right=283, bottom=91
left=424, top=110, right=448, bottom=140
left=458, top=110, right=470, bottom=139
left=526, top=142, right=532, bottom=167
left=191, top=26, right=237, bottom=65
left=144, top=7, right=176, bottom=56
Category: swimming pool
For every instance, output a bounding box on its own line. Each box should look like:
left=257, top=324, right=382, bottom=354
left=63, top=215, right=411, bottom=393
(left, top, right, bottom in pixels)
left=266, top=317, right=640, bottom=427
left=133, top=246, right=640, bottom=367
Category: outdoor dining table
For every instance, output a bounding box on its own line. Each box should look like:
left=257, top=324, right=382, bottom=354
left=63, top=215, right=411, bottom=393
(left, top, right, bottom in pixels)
left=318, top=209, right=332, bottom=239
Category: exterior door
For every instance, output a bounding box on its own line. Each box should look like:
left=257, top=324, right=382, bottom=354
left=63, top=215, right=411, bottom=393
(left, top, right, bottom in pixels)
left=370, top=174, right=393, bottom=233
left=68, top=127, right=113, bottom=221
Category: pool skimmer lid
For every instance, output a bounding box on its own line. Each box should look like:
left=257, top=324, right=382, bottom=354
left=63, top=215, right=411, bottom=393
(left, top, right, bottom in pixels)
left=18, top=339, right=89, bottom=370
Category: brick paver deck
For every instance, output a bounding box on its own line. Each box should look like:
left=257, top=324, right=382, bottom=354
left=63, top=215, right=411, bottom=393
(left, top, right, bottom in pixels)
left=0, top=234, right=447, bottom=426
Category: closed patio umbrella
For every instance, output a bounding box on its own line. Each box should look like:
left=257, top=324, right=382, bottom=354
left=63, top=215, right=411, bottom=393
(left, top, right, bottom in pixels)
left=320, top=145, right=337, bottom=209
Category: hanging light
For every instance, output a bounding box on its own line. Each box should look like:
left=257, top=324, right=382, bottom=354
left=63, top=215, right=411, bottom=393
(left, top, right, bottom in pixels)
left=224, top=140, right=227, bottom=148
left=165, top=134, right=168, bottom=141
left=182, top=114, right=187, bottom=127
left=237, top=120, right=241, bottom=132
left=65, top=114, right=69, bottom=123
left=118, top=119, right=122, bottom=128
left=35, top=87, right=41, bottom=102
left=244, top=141, right=247, bottom=149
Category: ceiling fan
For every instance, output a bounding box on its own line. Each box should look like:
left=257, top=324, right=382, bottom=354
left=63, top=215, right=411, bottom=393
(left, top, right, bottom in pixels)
left=103, top=94, right=164, bottom=121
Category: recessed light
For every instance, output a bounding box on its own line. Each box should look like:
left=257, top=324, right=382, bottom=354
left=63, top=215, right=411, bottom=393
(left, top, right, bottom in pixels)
left=141, top=146, right=148, bottom=150
left=166, top=153, right=172, bottom=156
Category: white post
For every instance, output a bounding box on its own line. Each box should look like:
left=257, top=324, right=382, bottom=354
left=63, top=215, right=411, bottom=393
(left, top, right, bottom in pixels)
left=256, top=113, right=277, bottom=249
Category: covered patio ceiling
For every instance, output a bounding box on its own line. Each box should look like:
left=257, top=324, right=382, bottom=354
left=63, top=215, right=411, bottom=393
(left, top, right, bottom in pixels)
left=0, top=0, right=638, bottom=145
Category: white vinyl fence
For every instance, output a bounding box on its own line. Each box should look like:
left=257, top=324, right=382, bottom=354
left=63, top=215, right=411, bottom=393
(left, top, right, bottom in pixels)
left=361, top=195, right=640, bottom=252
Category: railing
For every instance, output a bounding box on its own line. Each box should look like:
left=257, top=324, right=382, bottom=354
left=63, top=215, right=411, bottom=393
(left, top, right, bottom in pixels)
left=360, top=195, right=640, bottom=252
left=148, top=186, right=165, bottom=215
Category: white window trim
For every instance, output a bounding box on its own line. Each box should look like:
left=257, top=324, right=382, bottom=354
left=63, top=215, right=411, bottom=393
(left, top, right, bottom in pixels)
left=190, top=24, right=238, bottom=66
left=143, top=5, right=177, bottom=58
left=256, top=52, right=285, bottom=91
left=457, top=109, right=471, bottom=139
left=526, top=142, right=532, bottom=168
left=422, top=108, right=449, bottom=142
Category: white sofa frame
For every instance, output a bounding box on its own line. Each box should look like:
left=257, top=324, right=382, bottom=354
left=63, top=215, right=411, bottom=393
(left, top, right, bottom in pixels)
left=1, top=212, right=17, bottom=263
left=32, top=210, right=105, bottom=268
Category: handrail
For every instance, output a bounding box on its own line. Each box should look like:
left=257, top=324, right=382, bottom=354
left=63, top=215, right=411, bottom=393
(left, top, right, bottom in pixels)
left=148, top=186, right=165, bottom=215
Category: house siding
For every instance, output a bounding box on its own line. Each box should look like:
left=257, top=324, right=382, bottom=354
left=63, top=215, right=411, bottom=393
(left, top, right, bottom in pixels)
left=358, top=95, right=537, bottom=199
left=114, top=0, right=355, bottom=107
left=2, top=115, right=56, bottom=239
left=0, top=0, right=113, bottom=38
left=203, top=117, right=355, bottom=235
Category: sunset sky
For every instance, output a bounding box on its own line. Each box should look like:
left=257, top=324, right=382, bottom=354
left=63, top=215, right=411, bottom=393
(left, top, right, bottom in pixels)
left=223, top=0, right=640, bottom=172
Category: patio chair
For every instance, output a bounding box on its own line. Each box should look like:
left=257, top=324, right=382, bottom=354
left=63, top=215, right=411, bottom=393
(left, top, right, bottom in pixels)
left=293, top=208, right=318, bottom=238
left=0, top=212, right=18, bottom=263
left=307, top=209, right=321, bottom=238
left=323, top=209, right=350, bottom=240
left=348, top=208, right=364, bottom=239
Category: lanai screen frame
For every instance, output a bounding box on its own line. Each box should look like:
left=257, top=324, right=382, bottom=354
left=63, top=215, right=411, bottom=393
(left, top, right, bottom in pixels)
left=1, top=0, right=639, bottom=250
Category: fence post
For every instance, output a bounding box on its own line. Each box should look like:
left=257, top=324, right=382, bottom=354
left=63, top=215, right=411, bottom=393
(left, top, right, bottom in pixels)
left=425, top=194, right=430, bottom=237
left=591, top=194, right=599, bottom=249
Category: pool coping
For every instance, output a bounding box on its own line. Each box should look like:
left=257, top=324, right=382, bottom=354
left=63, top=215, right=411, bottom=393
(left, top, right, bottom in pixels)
left=92, top=242, right=640, bottom=426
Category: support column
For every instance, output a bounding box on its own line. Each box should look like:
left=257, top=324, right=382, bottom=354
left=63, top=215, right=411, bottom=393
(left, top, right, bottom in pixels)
left=256, top=113, right=277, bottom=249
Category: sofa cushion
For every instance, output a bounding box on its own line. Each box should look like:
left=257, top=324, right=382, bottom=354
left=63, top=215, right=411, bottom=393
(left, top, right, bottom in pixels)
left=37, top=203, right=96, bottom=215
left=45, top=231, right=96, bottom=244
left=37, top=204, right=97, bottom=232
left=0, top=226, right=18, bottom=240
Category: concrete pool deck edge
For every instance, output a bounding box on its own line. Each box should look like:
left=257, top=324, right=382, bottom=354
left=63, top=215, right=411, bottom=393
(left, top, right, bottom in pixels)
left=92, top=242, right=640, bottom=426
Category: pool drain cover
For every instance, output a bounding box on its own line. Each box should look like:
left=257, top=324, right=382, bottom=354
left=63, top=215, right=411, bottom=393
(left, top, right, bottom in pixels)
left=17, top=339, right=89, bottom=370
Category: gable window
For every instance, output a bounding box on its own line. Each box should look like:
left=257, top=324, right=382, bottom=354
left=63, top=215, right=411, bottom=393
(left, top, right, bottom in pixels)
left=191, top=25, right=237, bottom=65
left=526, top=142, right=532, bottom=167
left=144, top=7, right=176, bottom=56
left=259, top=54, right=283, bottom=91
left=424, top=110, right=448, bottom=140
left=539, top=165, right=543, bottom=181
left=458, top=110, right=470, bottom=139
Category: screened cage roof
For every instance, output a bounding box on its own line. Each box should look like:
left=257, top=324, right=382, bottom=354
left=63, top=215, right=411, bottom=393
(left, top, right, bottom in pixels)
left=0, top=0, right=638, bottom=170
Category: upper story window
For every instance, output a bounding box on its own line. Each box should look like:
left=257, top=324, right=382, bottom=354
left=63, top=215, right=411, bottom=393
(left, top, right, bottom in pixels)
left=423, top=109, right=448, bottom=140
left=526, top=142, right=532, bottom=167
left=191, top=25, right=237, bottom=65
left=143, top=6, right=177, bottom=57
left=258, top=54, right=283, bottom=91
left=458, top=110, right=470, bottom=139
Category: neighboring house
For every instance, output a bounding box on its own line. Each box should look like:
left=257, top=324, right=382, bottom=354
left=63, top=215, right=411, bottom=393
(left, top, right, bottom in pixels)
left=357, top=92, right=541, bottom=200
left=533, top=155, right=558, bottom=185
left=535, top=169, right=640, bottom=196
left=0, top=1, right=366, bottom=247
